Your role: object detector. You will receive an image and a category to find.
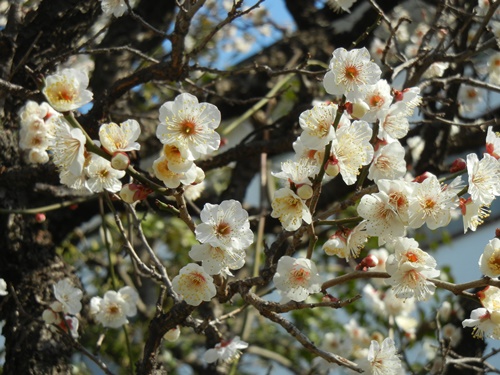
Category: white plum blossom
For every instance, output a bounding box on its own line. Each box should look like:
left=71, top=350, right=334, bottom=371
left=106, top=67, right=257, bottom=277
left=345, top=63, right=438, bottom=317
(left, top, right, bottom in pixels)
left=322, top=221, right=368, bottom=259
left=327, top=0, right=357, bottom=13
left=368, top=141, right=406, bottom=183
left=0, top=279, right=7, bottom=296
left=391, top=237, right=437, bottom=270
left=479, top=238, right=500, bottom=278
left=357, top=180, right=410, bottom=245
left=273, top=256, right=322, bottom=302
left=358, top=338, right=403, bottom=375
left=271, top=188, right=312, bottom=231
left=100, top=0, right=136, bottom=17
left=156, top=93, right=221, bottom=160
left=462, top=307, right=500, bottom=339
left=161, top=144, right=193, bottom=173
left=272, top=158, right=318, bottom=188
left=86, top=154, right=126, bottom=193
left=486, top=127, right=500, bottom=159
left=422, top=62, right=449, bottom=79
left=459, top=197, right=490, bottom=233
left=164, top=326, right=181, bottom=342
left=408, top=174, right=462, bottom=230
left=378, top=103, right=410, bottom=141
left=467, top=153, right=500, bottom=205
left=386, top=261, right=440, bottom=301
left=323, top=47, right=381, bottom=96
left=53, top=278, right=83, bottom=315
left=90, top=287, right=139, bottom=329
left=458, top=84, right=484, bottom=113
left=49, top=117, right=87, bottom=176
left=195, top=200, right=254, bottom=251
left=393, top=87, right=422, bottom=116
left=152, top=155, right=198, bottom=188
left=99, top=120, right=141, bottom=154
left=331, top=120, right=373, bottom=185
left=353, top=79, right=392, bottom=122
left=298, top=102, right=339, bottom=149
left=43, top=68, right=93, bottom=112
left=172, top=263, right=216, bottom=306
left=189, top=243, right=245, bottom=276
left=204, top=336, right=249, bottom=364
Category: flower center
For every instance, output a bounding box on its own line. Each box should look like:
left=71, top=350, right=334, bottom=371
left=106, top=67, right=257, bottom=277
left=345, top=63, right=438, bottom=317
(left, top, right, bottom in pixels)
left=180, top=119, right=197, bottom=135
left=344, top=65, right=359, bottom=80
left=189, top=272, right=206, bottom=287
left=406, top=251, right=419, bottom=263
left=488, top=250, right=500, bottom=272
left=215, top=222, right=231, bottom=237
left=291, top=267, right=310, bottom=284
left=370, top=94, right=384, bottom=107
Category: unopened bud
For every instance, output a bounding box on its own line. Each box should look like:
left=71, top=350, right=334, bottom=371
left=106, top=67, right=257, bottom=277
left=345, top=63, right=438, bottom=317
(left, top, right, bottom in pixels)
left=449, top=158, right=466, bottom=173
left=164, top=326, right=181, bottom=342
left=29, top=149, right=50, bottom=164
left=35, top=213, right=46, bottom=223
left=356, top=254, right=379, bottom=271
left=296, top=184, right=313, bottom=200
left=347, top=100, right=370, bottom=120
left=413, top=172, right=430, bottom=183
left=119, top=183, right=153, bottom=203
left=42, top=309, right=59, bottom=325
left=111, top=152, right=130, bottom=170
left=325, top=160, right=340, bottom=178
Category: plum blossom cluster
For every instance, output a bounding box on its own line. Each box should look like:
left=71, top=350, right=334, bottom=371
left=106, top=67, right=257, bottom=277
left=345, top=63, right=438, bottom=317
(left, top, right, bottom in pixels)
left=153, top=93, right=220, bottom=189
left=271, top=47, right=421, bottom=236
left=173, top=200, right=254, bottom=305
left=42, top=278, right=83, bottom=338
left=18, top=100, right=60, bottom=164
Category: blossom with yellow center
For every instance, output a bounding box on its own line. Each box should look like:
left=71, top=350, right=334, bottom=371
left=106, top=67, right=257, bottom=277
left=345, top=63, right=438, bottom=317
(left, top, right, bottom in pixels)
left=172, top=263, right=216, bottom=306
left=43, top=68, right=93, bottom=112
left=273, top=256, right=322, bottom=302
left=156, top=93, right=221, bottom=160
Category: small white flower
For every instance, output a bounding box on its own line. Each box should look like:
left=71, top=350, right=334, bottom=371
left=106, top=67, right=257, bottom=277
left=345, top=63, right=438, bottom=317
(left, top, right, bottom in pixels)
left=53, top=278, right=83, bottom=315
left=43, top=68, right=93, bottom=112
left=359, top=338, right=403, bottom=375
left=100, top=0, right=136, bottom=17
left=0, top=278, right=7, bottom=296
left=49, top=117, right=87, bottom=175
left=271, top=188, right=312, bottom=231
left=459, top=197, right=490, bottom=233
left=195, top=200, right=254, bottom=251
left=98, top=120, right=141, bottom=154
left=467, top=153, right=500, bottom=205
left=152, top=155, right=198, bottom=188
left=172, top=263, right=216, bottom=306
left=408, top=174, right=461, bottom=230
left=368, top=141, right=406, bottom=183
left=189, top=242, right=245, bottom=276
left=386, top=261, right=440, bottom=301
left=204, top=336, right=249, bottom=364
left=479, top=238, right=500, bottom=278
left=86, top=154, right=126, bottom=193
left=486, top=127, right=500, bottom=159
left=422, top=62, right=449, bottom=79
left=378, top=103, right=410, bottom=141
left=352, top=79, right=392, bottom=122
left=462, top=307, right=500, bottom=339
left=322, top=222, right=368, bottom=259
left=298, top=102, right=338, bottom=149
left=91, top=289, right=136, bottom=329
left=331, top=120, right=373, bottom=185
left=156, top=93, right=221, bottom=160
left=323, top=47, right=381, bottom=96
left=161, top=144, right=193, bottom=173
left=273, top=256, right=322, bottom=302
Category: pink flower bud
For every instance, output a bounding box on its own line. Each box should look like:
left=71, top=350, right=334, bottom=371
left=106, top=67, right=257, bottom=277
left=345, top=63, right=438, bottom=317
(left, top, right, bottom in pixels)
left=119, top=183, right=153, bottom=203
left=449, top=158, right=466, bottom=173
left=346, top=101, right=370, bottom=120
left=35, top=213, right=46, bottom=223
left=355, top=254, right=379, bottom=271
left=111, top=152, right=130, bottom=170
left=413, top=172, right=430, bottom=183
